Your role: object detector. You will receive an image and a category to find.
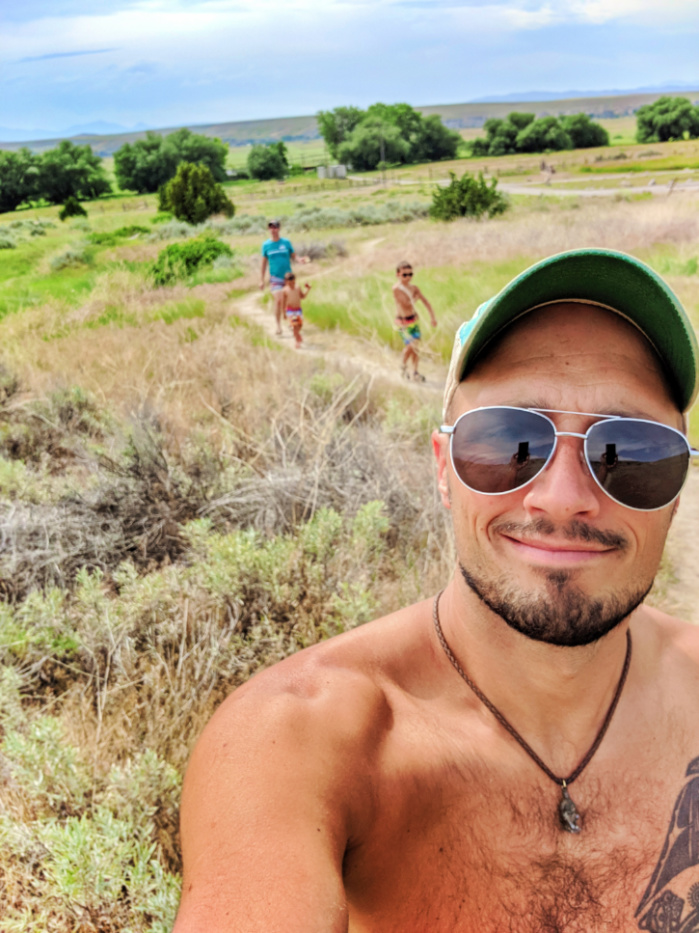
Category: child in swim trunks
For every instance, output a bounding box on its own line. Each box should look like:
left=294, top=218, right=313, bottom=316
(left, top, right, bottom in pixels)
left=392, top=261, right=437, bottom=381
left=282, top=272, right=311, bottom=348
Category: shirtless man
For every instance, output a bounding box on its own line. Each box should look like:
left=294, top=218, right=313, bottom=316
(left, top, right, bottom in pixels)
left=174, top=248, right=699, bottom=933
left=392, top=260, right=437, bottom=381
left=260, top=220, right=308, bottom=335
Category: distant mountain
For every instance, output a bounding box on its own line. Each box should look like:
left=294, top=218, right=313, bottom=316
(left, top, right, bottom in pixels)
left=470, top=83, right=699, bottom=103
left=4, top=87, right=699, bottom=154
left=0, top=120, right=152, bottom=143
left=64, top=120, right=151, bottom=136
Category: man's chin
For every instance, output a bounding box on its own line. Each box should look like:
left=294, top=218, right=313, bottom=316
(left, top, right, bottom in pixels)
left=459, top=561, right=653, bottom=647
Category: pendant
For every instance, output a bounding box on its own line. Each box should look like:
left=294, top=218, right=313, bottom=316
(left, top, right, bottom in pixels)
left=558, top=782, right=581, bottom=834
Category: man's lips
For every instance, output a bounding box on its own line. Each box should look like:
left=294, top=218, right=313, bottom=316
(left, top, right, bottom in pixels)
left=501, top=534, right=617, bottom=564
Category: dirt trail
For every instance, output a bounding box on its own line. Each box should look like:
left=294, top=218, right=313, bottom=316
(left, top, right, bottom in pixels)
left=661, top=468, right=699, bottom=623
left=231, top=288, right=443, bottom=394
left=229, top=285, right=699, bottom=625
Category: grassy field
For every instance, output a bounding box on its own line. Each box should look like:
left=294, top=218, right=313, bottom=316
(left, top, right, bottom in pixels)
left=1, top=147, right=699, bottom=929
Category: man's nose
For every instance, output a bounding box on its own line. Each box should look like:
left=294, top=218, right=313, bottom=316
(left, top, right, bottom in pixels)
left=522, top=436, right=601, bottom=520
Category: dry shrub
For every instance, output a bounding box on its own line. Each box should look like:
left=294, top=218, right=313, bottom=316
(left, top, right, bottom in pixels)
left=343, top=196, right=699, bottom=274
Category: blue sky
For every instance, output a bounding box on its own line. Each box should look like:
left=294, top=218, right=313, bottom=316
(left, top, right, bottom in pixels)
left=1, top=0, right=699, bottom=136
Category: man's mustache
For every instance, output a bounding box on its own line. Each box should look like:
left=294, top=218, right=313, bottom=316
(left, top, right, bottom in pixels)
left=493, top=518, right=629, bottom=551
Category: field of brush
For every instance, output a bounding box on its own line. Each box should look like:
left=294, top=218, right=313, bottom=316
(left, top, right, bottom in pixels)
left=1, top=144, right=699, bottom=929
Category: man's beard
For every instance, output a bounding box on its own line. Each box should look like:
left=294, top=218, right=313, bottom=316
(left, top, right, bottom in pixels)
left=459, top=519, right=654, bottom=647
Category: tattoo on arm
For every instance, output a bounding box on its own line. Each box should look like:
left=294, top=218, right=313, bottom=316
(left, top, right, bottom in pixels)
left=636, top=756, right=699, bottom=931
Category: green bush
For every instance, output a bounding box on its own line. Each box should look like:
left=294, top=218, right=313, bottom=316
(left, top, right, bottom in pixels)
left=49, top=245, right=89, bottom=270
left=59, top=196, right=88, bottom=221
left=636, top=95, right=699, bottom=142
left=430, top=171, right=508, bottom=221
left=158, top=162, right=234, bottom=224
left=151, top=235, right=233, bottom=286
left=247, top=142, right=289, bottom=180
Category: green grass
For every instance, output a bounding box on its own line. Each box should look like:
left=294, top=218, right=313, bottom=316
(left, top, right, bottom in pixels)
left=580, top=156, right=699, bottom=174
left=305, top=256, right=533, bottom=361
left=0, top=267, right=99, bottom=321
left=155, top=298, right=206, bottom=325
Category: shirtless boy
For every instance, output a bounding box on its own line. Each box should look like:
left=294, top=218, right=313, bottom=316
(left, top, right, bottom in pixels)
left=392, top=260, right=437, bottom=382
left=281, top=272, right=311, bottom=348
left=174, top=248, right=699, bottom=933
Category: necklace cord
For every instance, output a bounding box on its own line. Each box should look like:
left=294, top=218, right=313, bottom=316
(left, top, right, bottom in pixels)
left=432, top=590, right=632, bottom=788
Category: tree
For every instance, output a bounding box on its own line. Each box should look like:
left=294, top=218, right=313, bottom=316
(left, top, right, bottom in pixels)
left=0, top=148, right=39, bottom=213
left=59, top=196, right=88, bottom=221
left=247, top=142, right=289, bottom=181
left=470, top=117, right=519, bottom=157
left=114, top=133, right=177, bottom=195
left=36, top=141, right=111, bottom=204
left=163, top=129, right=228, bottom=182
left=318, top=102, right=460, bottom=168
left=408, top=114, right=461, bottom=162
left=114, top=129, right=229, bottom=193
left=470, top=111, right=608, bottom=157
left=561, top=114, right=609, bottom=148
left=430, top=171, right=508, bottom=221
left=337, top=119, right=410, bottom=171
left=317, top=106, right=364, bottom=160
left=515, top=117, right=573, bottom=153
left=508, top=112, right=535, bottom=131
left=158, top=162, right=234, bottom=224
left=636, top=96, right=699, bottom=143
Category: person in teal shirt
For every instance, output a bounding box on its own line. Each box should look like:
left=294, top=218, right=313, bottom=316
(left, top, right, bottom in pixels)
left=260, top=220, right=307, bottom=334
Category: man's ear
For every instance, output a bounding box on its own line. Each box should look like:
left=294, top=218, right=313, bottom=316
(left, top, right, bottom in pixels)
left=431, top=429, right=451, bottom=509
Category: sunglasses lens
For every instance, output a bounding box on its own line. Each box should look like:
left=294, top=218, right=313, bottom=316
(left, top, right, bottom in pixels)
left=451, top=408, right=555, bottom=493
left=587, top=420, right=689, bottom=509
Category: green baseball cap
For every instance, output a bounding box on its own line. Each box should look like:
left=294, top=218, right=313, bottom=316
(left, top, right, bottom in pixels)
left=444, top=248, right=699, bottom=415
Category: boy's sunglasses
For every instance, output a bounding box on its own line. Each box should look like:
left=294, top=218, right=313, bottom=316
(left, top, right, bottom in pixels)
left=401, top=272, right=413, bottom=278
left=440, top=406, right=699, bottom=511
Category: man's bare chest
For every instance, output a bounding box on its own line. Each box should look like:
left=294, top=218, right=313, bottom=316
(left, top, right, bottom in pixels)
left=344, top=748, right=699, bottom=933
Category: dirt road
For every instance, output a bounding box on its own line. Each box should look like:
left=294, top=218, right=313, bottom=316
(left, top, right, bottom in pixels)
left=231, top=289, right=699, bottom=625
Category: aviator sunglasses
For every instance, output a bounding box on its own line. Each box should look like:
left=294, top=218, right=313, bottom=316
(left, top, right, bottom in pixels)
left=440, top=406, right=699, bottom=511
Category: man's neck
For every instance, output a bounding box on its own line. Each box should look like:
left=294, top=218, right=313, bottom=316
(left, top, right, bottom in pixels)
left=436, top=576, right=636, bottom=777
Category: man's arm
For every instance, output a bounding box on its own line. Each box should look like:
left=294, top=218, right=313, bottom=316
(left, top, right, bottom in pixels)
left=260, top=254, right=268, bottom=290
left=173, top=666, right=373, bottom=933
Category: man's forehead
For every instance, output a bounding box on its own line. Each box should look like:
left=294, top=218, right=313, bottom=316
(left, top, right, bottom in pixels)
left=471, top=301, right=662, bottom=370
left=456, top=301, right=681, bottom=419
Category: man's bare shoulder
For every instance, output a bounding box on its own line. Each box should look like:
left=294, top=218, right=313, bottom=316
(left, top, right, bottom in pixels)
left=636, top=603, right=699, bottom=676
left=212, top=598, right=434, bottom=745
left=177, top=599, right=435, bottom=895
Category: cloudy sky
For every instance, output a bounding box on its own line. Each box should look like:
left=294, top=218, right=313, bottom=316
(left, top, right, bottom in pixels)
left=2, top=0, right=699, bottom=136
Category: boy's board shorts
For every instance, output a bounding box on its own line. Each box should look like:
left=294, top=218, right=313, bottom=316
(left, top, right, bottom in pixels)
left=399, top=322, right=421, bottom=345
left=286, top=308, right=303, bottom=320
left=270, top=275, right=285, bottom=292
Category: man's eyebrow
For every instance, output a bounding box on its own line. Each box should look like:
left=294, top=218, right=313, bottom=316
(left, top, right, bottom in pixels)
left=505, top=401, right=656, bottom=419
